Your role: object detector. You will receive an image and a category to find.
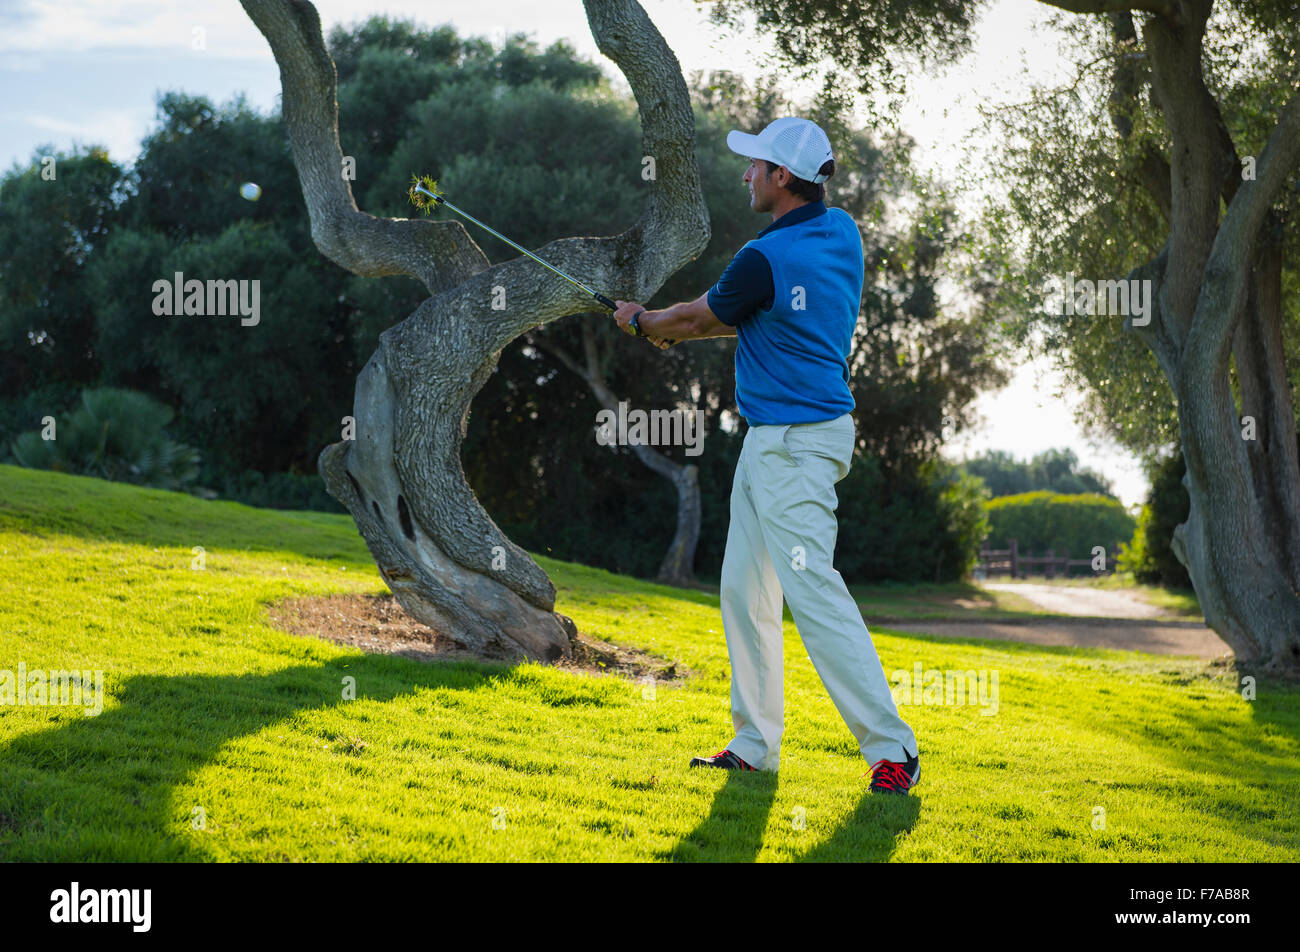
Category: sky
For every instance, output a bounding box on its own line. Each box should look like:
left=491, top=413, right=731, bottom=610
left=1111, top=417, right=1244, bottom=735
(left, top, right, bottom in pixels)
left=0, top=0, right=1153, bottom=507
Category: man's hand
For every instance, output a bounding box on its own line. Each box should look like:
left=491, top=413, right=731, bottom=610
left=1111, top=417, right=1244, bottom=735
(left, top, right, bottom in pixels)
left=613, top=300, right=673, bottom=349
left=614, top=299, right=679, bottom=350
left=613, top=299, right=645, bottom=336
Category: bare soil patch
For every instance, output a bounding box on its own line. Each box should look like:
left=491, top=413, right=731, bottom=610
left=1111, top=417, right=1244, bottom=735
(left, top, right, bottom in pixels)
left=875, top=617, right=1231, bottom=659
left=266, top=593, right=688, bottom=686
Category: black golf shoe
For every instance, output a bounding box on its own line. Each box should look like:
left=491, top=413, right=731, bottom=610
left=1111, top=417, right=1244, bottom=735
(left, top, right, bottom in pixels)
left=689, top=748, right=758, bottom=770
left=867, top=751, right=920, bottom=794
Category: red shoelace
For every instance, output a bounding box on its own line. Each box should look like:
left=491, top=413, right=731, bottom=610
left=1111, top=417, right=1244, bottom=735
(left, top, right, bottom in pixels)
left=716, top=749, right=755, bottom=770
left=867, top=758, right=912, bottom=791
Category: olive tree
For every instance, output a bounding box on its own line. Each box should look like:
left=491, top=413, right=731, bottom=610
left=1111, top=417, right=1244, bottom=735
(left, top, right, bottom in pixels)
left=240, top=0, right=709, bottom=660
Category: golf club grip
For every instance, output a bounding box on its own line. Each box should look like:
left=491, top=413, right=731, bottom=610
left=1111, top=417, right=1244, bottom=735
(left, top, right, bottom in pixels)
left=592, top=291, right=676, bottom=347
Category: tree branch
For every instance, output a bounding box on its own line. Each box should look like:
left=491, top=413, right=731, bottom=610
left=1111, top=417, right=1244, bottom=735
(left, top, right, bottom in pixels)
left=1038, top=0, right=1176, bottom=18
left=1106, top=11, right=1172, bottom=220
left=238, top=0, right=492, bottom=295
left=1124, top=243, right=1180, bottom=378
left=1185, top=83, right=1300, bottom=378
left=366, top=0, right=711, bottom=363
left=1141, top=1, right=1229, bottom=334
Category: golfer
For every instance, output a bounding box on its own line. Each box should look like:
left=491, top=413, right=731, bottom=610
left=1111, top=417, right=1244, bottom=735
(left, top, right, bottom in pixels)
left=613, top=117, right=920, bottom=794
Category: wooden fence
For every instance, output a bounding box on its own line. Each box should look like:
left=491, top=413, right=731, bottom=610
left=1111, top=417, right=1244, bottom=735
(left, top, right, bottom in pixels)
left=975, top=539, right=1110, bottom=579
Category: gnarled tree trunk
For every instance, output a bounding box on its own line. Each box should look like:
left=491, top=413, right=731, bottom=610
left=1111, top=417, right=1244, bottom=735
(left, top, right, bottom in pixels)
left=240, top=0, right=709, bottom=660
left=1071, top=0, right=1300, bottom=674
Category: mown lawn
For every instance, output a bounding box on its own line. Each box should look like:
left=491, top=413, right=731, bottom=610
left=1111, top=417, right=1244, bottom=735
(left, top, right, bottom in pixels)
left=1, top=464, right=1295, bottom=861
left=846, top=580, right=1048, bottom=621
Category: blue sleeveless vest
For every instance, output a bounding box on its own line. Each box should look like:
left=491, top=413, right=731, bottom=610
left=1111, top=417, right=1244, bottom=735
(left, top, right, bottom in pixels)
left=733, top=206, right=863, bottom=426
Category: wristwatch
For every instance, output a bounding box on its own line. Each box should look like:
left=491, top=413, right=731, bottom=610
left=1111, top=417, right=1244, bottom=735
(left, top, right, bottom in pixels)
left=628, top=309, right=646, bottom=336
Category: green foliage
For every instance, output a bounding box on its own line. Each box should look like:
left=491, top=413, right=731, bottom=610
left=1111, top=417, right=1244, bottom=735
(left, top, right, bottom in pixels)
left=11, top=387, right=199, bottom=490
left=84, top=92, right=358, bottom=477
left=89, top=214, right=352, bottom=475
left=852, top=199, right=1008, bottom=472
left=377, top=75, right=641, bottom=240
left=985, top=491, right=1135, bottom=563
left=834, top=458, right=988, bottom=584
left=331, top=22, right=605, bottom=201
left=961, top=447, right=1116, bottom=499
left=971, top=11, right=1300, bottom=458
left=937, top=464, right=993, bottom=578
left=1117, top=450, right=1192, bottom=588
left=211, top=469, right=345, bottom=513
left=704, top=0, right=980, bottom=106
left=123, top=92, right=301, bottom=242
left=0, top=145, right=124, bottom=403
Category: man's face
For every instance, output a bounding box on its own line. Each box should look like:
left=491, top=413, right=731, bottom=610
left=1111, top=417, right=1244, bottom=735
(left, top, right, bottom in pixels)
left=744, top=157, right=785, bottom=213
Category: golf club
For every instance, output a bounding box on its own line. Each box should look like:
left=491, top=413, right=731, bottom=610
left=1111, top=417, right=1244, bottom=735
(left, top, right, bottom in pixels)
left=410, top=180, right=673, bottom=346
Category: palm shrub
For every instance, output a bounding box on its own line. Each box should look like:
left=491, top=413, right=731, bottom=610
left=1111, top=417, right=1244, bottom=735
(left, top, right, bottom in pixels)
left=11, top=387, right=200, bottom=490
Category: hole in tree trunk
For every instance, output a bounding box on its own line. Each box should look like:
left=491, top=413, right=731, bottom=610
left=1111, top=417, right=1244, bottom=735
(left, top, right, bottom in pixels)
left=346, top=471, right=365, bottom=507
left=397, top=494, right=415, bottom=541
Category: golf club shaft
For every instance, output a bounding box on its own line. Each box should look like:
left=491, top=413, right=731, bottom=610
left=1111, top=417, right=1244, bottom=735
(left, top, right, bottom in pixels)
left=413, top=183, right=616, bottom=311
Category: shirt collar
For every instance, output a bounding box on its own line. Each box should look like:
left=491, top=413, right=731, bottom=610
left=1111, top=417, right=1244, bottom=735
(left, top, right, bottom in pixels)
left=758, top=200, right=827, bottom=237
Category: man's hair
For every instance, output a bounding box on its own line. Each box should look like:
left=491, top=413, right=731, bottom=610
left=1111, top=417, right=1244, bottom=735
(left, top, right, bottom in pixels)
left=760, top=158, right=835, bottom=203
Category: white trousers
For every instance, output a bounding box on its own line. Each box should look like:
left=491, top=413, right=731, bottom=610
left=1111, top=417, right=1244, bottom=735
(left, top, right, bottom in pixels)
left=719, top=412, right=918, bottom=771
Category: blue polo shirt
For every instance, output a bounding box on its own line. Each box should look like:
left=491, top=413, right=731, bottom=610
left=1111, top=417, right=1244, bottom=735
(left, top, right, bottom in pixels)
left=707, top=200, right=864, bottom=426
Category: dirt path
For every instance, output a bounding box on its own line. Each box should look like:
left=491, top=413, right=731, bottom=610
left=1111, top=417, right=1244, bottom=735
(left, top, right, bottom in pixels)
left=876, top=617, right=1231, bottom=658
left=980, top=582, right=1168, bottom=619
left=874, top=583, right=1231, bottom=659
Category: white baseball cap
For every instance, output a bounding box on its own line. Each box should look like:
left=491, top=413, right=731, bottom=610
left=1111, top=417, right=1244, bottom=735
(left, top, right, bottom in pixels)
left=726, top=117, right=834, bottom=184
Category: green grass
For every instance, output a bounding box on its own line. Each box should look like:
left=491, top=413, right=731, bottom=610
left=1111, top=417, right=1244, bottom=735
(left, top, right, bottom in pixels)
left=1, top=463, right=1296, bottom=861
left=847, top=580, right=1047, bottom=621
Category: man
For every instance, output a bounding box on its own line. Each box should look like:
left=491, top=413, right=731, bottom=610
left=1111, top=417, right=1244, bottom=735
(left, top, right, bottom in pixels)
left=612, top=117, right=920, bottom=795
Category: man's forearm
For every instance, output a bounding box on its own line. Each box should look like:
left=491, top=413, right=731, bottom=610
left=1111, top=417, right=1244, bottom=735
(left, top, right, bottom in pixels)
left=638, top=302, right=697, bottom=339
left=639, top=294, right=736, bottom=340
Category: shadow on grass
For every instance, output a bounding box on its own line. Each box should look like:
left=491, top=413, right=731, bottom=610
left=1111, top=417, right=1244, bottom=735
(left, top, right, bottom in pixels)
left=881, top=628, right=1299, bottom=855
left=794, top=790, right=920, bottom=861
left=1087, top=668, right=1300, bottom=854
left=0, top=654, right=516, bottom=860
left=663, top=769, right=779, bottom=862
left=663, top=766, right=920, bottom=862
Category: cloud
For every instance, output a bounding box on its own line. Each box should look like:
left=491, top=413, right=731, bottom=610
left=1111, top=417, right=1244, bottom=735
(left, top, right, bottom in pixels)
left=0, top=53, right=43, bottom=71
left=1, top=107, right=152, bottom=167
left=0, top=0, right=271, bottom=58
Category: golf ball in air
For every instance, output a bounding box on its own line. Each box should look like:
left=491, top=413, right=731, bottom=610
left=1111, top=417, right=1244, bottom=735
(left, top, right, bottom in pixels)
left=239, top=182, right=262, bottom=201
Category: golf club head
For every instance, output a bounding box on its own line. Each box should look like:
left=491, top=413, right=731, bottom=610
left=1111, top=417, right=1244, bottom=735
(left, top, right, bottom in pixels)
left=408, top=175, right=443, bottom=212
